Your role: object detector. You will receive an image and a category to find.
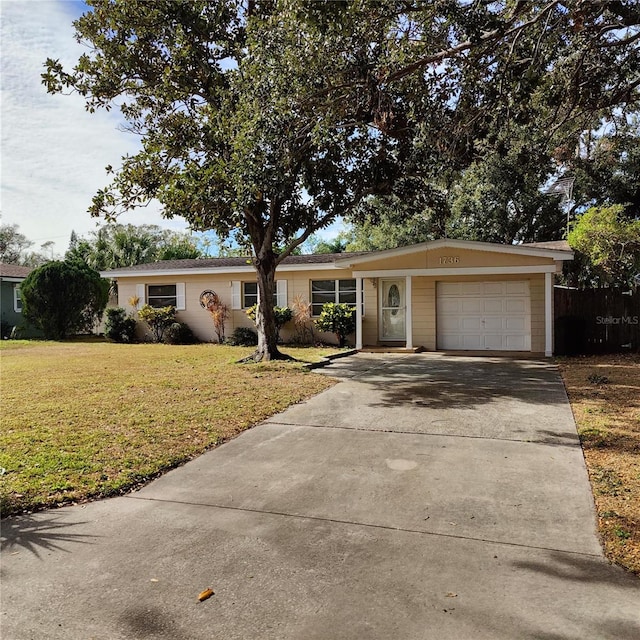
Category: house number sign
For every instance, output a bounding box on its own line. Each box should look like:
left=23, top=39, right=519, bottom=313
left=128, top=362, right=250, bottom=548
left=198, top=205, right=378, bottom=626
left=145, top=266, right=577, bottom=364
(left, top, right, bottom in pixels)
left=439, top=256, right=460, bottom=264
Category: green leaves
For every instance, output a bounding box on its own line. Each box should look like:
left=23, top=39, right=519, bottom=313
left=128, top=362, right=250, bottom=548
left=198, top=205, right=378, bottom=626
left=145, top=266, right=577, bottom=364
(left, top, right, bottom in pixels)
left=44, top=0, right=640, bottom=355
left=568, top=205, right=640, bottom=288
left=137, top=304, right=177, bottom=342
left=65, top=223, right=202, bottom=269
left=20, top=260, right=109, bottom=339
left=315, top=302, right=355, bottom=348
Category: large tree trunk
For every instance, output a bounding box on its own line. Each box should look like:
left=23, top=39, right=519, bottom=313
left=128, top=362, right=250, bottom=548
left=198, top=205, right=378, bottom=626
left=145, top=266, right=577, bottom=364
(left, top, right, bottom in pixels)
left=252, top=260, right=283, bottom=361
left=243, top=203, right=294, bottom=363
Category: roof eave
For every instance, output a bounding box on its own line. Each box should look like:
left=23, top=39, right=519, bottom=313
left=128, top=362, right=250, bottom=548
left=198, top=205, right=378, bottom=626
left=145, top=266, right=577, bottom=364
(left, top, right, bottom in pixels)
left=101, top=261, right=346, bottom=279
left=335, top=239, right=573, bottom=266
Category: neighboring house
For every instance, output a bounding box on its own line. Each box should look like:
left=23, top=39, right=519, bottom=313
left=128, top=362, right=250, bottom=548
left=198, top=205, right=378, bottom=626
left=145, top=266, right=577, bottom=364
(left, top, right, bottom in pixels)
left=0, top=263, right=40, bottom=338
left=101, top=238, right=573, bottom=356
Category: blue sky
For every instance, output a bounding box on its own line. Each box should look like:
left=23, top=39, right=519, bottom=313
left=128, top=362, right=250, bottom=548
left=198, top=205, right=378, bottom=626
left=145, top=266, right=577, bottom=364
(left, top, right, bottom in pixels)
left=0, top=0, right=346, bottom=258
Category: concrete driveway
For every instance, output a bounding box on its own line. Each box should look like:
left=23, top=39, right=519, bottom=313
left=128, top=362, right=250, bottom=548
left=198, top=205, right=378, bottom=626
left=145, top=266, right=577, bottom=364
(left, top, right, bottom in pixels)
left=2, top=353, right=639, bottom=639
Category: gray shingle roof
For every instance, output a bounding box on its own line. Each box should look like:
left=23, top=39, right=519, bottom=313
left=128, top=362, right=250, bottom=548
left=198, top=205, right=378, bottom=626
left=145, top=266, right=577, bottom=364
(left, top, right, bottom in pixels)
left=522, top=240, right=572, bottom=251
left=0, top=263, right=32, bottom=278
left=102, top=252, right=370, bottom=274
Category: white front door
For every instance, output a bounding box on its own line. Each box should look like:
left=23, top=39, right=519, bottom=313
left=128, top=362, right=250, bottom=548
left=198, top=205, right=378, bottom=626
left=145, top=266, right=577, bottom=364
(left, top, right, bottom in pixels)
left=380, top=279, right=406, bottom=341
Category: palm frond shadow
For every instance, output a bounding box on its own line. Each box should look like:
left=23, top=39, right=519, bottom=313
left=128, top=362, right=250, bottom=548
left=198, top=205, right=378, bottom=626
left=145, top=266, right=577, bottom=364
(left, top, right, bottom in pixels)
left=1, top=514, right=98, bottom=558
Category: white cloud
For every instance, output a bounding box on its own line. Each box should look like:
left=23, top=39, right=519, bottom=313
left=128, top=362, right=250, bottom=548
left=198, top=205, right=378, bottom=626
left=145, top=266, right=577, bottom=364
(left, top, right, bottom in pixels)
left=0, top=0, right=189, bottom=256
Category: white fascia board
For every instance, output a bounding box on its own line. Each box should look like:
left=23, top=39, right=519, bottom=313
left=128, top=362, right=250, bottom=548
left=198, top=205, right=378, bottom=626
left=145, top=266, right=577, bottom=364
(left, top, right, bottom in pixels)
left=102, top=266, right=255, bottom=278
left=101, top=262, right=345, bottom=279
left=0, top=277, right=25, bottom=283
left=352, top=265, right=558, bottom=278
left=335, top=239, right=573, bottom=266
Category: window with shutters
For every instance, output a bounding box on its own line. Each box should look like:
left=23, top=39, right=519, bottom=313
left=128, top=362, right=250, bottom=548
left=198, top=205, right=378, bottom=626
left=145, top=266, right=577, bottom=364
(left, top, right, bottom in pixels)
left=242, top=282, right=259, bottom=308
left=311, top=279, right=358, bottom=316
left=147, top=284, right=177, bottom=308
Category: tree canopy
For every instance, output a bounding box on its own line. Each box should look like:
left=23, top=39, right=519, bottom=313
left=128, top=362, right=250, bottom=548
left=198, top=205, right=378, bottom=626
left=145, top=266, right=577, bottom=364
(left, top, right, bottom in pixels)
left=564, top=117, right=640, bottom=219
left=66, top=224, right=202, bottom=270
left=568, top=204, right=640, bottom=288
left=0, top=224, right=58, bottom=266
left=44, top=0, right=640, bottom=358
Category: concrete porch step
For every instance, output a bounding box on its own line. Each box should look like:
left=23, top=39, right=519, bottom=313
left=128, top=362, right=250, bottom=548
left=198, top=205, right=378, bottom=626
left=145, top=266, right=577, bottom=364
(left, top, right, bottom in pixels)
left=359, top=345, right=425, bottom=353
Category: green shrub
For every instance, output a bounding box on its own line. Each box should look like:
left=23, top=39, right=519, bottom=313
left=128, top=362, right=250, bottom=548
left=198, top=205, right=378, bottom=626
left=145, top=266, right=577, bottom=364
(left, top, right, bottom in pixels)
left=164, top=321, right=197, bottom=345
left=315, top=302, right=355, bottom=347
left=104, top=307, right=137, bottom=343
left=20, top=259, right=109, bottom=339
left=137, top=304, right=176, bottom=342
left=226, top=326, right=258, bottom=346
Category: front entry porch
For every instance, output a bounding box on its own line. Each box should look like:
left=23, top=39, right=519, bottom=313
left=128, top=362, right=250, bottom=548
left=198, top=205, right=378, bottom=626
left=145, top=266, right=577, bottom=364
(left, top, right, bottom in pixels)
left=353, top=271, right=555, bottom=356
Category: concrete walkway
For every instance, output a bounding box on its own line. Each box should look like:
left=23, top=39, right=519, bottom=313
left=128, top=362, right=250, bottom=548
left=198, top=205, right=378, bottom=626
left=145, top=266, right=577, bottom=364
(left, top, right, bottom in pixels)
left=2, top=353, right=639, bottom=639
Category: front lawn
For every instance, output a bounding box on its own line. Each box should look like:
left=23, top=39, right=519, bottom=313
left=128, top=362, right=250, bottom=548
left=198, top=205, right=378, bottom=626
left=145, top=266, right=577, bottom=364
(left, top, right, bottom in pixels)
left=558, top=354, right=640, bottom=576
left=0, top=341, right=338, bottom=516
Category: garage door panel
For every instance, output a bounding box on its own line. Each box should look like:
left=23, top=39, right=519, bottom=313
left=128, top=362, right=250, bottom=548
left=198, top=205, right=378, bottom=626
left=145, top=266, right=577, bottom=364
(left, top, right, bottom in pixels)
left=437, top=281, right=531, bottom=352
left=461, top=282, right=484, bottom=296
left=439, top=298, right=461, bottom=314
left=438, top=334, right=464, bottom=350
left=483, top=282, right=505, bottom=295
left=461, top=317, right=482, bottom=330
left=483, top=316, right=504, bottom=331
left=461, top=299, right=482, bottom=313
left=462, top=335, right=484, bottom=349
left=505, top=334, right=527, bottom=350
left=506, top=299, right=527, bottom=313
left=438, top=282, right=462, bottom=296
left=483, top=334, right=505, bottom=349
left=506, top=281, right=528, bottom=295
left=506, top=317, right=526, bottom=331
left=483, top=298, right=505, bottom=314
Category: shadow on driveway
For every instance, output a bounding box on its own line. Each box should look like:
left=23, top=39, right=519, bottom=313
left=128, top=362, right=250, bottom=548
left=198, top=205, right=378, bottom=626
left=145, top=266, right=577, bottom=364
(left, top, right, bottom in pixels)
left=1, top=514, right=98, bottom=559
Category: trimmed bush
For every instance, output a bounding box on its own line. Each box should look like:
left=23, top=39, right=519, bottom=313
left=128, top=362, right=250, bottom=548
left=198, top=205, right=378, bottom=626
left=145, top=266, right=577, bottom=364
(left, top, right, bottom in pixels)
left=315, top=302, right=355, bottom=347
left=137, top=304, right=176, bottom=342
left=104, top=307, right=137, bottom=343
left=164, top=321, right=197, bottom=345
left=226, top=326, right=258, bottom=346
left=20, top=259, right=109, bottom=339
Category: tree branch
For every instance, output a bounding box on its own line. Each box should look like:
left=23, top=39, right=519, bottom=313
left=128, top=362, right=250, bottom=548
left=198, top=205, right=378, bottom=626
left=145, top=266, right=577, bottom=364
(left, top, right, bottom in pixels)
left=382, top=1, right=560, bottom=85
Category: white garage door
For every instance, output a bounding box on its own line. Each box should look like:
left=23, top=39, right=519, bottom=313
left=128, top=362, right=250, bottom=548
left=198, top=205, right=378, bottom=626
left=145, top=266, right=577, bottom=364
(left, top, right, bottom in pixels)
left=437, top=281, right=531, bottom=351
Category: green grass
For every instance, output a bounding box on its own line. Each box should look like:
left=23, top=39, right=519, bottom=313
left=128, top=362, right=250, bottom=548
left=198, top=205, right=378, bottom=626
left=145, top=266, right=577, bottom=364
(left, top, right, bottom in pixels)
left=0, top=340, right=339, bottom=516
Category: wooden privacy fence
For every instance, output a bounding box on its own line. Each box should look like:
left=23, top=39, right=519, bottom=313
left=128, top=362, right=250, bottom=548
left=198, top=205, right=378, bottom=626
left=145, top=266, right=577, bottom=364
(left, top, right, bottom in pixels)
left=554, top=287, right=640, bottom=355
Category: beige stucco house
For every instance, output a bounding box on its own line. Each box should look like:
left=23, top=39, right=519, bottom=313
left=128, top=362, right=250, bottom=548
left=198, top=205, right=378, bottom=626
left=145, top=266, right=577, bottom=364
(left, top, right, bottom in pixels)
left=102, top=239, right=573, bottom=356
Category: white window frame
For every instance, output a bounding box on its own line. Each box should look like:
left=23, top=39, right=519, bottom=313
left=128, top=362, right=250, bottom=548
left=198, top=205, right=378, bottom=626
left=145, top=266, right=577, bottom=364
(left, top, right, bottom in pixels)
left=240, top=281, right=286, bottom=309
left=144, top=283, right=185, bottom=310
left=310, top=279, right=362, bottom=317
left=14, top=284, right=22, bottom=313
left=242, top=282, right=259, bottom=308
